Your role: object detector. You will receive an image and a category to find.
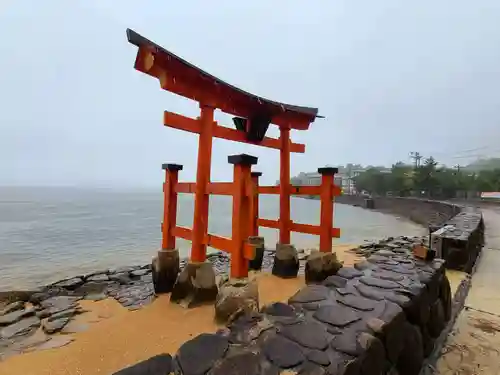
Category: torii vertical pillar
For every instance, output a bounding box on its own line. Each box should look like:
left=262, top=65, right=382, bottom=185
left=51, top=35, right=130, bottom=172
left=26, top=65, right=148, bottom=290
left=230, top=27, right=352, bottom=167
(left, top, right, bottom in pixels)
left=248, top=171, right=265, bottom=271
left=272, top=125, right=299, bottom=278
left=170, top=104, right=218, bottom=307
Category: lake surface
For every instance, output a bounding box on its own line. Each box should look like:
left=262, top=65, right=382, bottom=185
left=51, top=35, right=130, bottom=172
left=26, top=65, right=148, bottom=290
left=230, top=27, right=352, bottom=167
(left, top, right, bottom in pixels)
left=0, top=187, right=424, bottom=290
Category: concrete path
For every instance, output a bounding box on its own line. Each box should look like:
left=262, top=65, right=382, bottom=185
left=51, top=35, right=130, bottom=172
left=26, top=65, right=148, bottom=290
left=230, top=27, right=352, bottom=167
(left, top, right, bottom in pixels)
left=437, top=206, right=500, bottom=375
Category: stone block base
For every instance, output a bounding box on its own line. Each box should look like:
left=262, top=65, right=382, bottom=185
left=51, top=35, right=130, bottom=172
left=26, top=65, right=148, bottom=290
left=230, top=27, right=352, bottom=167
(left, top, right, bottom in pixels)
left=248, top=236, right=265, bottom=271
left=152, top=249, right=180, bottom=294
left=304, top=251, right=343, bottom=284
left=170, top=261, right=218, bottom=308
left=214, top=278, right=259, bottom=324
left=272, top=244, right=299, bottom=278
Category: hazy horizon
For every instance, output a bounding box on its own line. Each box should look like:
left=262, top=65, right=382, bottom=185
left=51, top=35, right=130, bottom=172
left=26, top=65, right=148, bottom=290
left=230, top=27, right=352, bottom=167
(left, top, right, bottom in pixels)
left=2, top=1, right=500, bottom=188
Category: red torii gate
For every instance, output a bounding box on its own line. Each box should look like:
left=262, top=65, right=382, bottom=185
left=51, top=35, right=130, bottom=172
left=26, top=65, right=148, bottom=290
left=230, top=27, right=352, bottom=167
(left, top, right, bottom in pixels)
left=126, top=29, right=341, bottom=305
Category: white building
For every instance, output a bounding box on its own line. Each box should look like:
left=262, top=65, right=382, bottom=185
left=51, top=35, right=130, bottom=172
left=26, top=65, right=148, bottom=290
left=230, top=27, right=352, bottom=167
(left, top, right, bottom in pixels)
left=292, top=167, right=390, bottom=195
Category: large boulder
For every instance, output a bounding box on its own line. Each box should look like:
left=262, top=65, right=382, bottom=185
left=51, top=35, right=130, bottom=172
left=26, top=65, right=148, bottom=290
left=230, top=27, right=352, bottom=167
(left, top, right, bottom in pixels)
left=304, top=251, right=343, bottom=283
left=215, top=278, right=259, bottom=324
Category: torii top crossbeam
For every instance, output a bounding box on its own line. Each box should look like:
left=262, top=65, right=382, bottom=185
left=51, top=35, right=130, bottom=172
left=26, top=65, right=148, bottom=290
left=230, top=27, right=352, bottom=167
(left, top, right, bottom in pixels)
left=127, top=29, right=321, bottom=131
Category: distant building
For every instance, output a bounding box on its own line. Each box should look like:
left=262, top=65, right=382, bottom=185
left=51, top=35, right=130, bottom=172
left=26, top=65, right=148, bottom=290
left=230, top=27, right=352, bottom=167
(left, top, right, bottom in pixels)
left=292, top=171, right=344, bottom=192
left=290, top=166, right=391, bottom=195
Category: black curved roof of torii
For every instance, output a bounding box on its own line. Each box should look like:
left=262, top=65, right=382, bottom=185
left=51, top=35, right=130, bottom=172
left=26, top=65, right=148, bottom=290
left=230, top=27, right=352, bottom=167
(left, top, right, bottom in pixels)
left=127, top=29, right=322, bottom=130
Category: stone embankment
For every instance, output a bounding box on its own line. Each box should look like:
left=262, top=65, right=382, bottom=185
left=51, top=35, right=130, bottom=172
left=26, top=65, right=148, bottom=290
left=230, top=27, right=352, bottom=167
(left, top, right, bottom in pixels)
left=335, top=196, right=461, bottom=228
left=112, top=235, right=456, bottom=375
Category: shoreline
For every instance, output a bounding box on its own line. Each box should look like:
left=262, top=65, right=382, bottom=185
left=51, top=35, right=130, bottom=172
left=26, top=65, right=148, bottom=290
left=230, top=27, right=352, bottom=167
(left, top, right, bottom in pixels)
left=0, top=243, right=361, bottom=304
left=0, top=233, right=470, bottom=375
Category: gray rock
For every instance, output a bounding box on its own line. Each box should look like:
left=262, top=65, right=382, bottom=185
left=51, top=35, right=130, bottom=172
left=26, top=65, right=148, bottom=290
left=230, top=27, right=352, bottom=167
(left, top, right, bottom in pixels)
left=47, top=308, right=78, bottom=322
left=37, top=335, right=74, bottom=350
left=40, top=296, right=80, bottom=310
left=177, top=334, right=229, bottom=375
left=84, top=293, right=107, bottom=301
left=61, top=321, right=89, bottom=334
left=76, top=281, right=110, bottom=295
left=37, top=303, right=78, bottom=319
left=0, top=301, right=25, bottom=316
left=0, top=316, right=41, bottom=339
left=52, top=277, right=85, bottom=291
left=130, top=269, right=149, bottom=277
left=109, top=272, right=131, bottom=285
left=42, top=317, right=70, bottom=334
left=215, top=278, right=259, bottom=325
left=86, top=274, right=110, bottom=282
left=0, top=307, right=35, bottom=326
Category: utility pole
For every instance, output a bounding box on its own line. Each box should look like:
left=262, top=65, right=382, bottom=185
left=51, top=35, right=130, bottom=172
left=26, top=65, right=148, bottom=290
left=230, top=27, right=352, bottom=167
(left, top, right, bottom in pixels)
left=454, top=164, right=461, bottom=173
left=410, top=152, right=422, bottom=169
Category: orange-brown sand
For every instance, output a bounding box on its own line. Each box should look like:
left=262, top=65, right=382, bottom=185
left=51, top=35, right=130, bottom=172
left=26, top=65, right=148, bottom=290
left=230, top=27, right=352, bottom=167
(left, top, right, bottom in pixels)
left=0, top=246, right=361, bottom=375
left=0, top=246, right=358, bottom=375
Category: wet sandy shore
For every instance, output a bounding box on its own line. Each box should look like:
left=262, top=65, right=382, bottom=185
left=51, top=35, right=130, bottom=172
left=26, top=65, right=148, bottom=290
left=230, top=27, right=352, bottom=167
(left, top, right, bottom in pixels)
left=0, top=246, right=361, bottom=375
left=0, top=242, right=469, bottom=375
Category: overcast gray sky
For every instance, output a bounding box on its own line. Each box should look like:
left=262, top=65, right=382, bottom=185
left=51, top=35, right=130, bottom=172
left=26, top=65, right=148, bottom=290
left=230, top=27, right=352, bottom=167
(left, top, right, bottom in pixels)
left=1, top=0, right=500, bottom=187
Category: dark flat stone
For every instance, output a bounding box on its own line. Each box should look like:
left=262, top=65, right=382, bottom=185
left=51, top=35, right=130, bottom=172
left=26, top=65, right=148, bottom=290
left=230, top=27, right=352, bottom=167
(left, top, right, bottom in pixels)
left=42, top=317, right=70, bottom=334
left=37, top=304, right=76, bottom=319
left=262, top=303, right=296, bottom=317
left=177, top=334, right=229, bottom=375
left=331, top=333, right=362, bottom=356
left=368, top=255, right=390, bottom=264
left=0, top=316, right=41, bottom=339
left=322, top=275, right=347, bottom=288
left=376, top=250, right=397, bottom=257
left=0, top=301, right=24, bottom=316
left=302, top=303, right=321, bottom=311
left=130, top=269, right=149, bottom=277
left=280, top=321, right=329, bottom=350
left=262, top=335, right=305, bottom=368
left=306, top=350, right=331, bottom=366
left=113, top=354, right=172, bottom=375
left=289, top=286, right=331, bottom=304
left=86, top=274, right=110, bottom=282
left=208, top=351, right=262, bottom=375
left=359, top=276, right=399, bottom=289
left=379, top=264, right=415, bottom=275
left=354, top=284, right=386, bottom=301
left=337, top=295, right=377, bottom=312
left=84, top=293, right=107, bottom=301
left=40, top=296, right=80, bottom=310
left=109, top=273, right=131, bottom=284
left=0, top=307, right=35, bottom=326
left=313, top=305, right=361, bottom=327
left=37, top=335, right=74, bottom=350
left=336, top=268, right=364, bottom=280
left=47, top=308, right=78, bottom=321
left=354, top=260, right=372, bottom=271
left=52, top=277, right=84, bottom=291
left=385, top=293, right=411, bottom=307
left=335, top=287, right=352, bottom=296
left=372, top=271, right=404, bottom=282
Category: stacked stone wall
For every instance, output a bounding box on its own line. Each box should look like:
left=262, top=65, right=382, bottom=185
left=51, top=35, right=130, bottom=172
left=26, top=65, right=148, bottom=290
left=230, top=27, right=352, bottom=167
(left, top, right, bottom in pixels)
left=114, top=240, right=452, bottom=375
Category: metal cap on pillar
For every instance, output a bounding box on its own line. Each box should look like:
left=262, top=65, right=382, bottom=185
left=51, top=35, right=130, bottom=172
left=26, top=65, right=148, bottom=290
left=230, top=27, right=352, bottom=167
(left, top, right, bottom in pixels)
left=317, top=167, right=338, bottom=175
left=251, top=171, right=263, bottom=177
left=228, top=154, right=258, bottom=166
left=162, top=163, right=183, bottom=171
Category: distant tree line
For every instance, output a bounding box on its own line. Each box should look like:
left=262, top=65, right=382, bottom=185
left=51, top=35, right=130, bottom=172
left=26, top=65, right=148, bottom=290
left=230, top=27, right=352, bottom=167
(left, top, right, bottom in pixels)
left=353, top=156, right=500, bottom=199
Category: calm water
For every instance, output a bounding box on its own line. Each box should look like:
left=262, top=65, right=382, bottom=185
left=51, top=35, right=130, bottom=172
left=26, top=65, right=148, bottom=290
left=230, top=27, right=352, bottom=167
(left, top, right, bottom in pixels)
left=0, top=187, right=424, bottom=290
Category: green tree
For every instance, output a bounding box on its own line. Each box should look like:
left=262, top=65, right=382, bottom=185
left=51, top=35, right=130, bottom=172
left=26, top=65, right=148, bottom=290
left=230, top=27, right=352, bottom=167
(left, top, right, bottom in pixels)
left=389, top=162, right=413, bottom=196
left=413, top=157, right=439, bottom=196
left=353, top=168, right=390, bottom=196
